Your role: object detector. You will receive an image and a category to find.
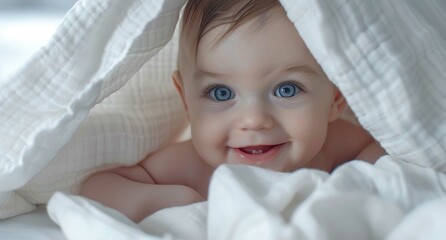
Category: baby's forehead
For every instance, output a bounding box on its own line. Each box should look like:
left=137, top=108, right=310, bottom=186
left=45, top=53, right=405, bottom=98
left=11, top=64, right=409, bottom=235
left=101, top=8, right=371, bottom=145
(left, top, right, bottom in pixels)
left=192, top=17, right=316, bottom=84
left=197, top=6, right=285, bottom=48
left=178, top=5, right=286, bottom=73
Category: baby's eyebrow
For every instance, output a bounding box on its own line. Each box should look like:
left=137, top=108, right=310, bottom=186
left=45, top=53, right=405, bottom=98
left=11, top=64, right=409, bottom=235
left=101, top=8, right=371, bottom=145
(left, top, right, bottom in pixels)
left=194, top=70, right=230, bottom=81
left=283, top=65, right=318, bottom=75
left=193, top=65, right=317, bottom=81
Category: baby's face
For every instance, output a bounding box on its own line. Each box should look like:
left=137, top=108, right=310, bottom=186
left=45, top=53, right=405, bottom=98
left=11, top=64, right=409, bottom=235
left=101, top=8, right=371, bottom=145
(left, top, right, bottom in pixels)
left=178, top=11, right=338, bottom=172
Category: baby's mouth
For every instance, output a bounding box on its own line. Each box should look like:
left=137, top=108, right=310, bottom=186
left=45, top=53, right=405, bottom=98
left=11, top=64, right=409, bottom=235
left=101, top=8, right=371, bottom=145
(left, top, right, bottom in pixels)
left=233, top=144, right=284, bottom=163
left=239, top=145, right=276, bottom=154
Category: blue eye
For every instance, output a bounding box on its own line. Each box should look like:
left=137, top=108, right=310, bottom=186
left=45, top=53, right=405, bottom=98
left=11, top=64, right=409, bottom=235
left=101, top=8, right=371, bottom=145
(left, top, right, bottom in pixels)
left=208, top=86, right=234, bottom=101
left=274, top=82, right=301, bottom=98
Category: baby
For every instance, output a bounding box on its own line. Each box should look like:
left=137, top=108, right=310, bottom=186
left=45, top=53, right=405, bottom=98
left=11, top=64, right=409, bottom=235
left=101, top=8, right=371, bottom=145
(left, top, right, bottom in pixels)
left=80, top=0, right=386, bottom=222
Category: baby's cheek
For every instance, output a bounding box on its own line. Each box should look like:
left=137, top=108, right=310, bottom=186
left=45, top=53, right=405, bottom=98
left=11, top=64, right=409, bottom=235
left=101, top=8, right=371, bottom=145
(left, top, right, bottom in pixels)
left=288, top=116, right=328, bottom=151
left=191, top=114, right=229, bottom=164
left=190, top=118, right=216, bottom=147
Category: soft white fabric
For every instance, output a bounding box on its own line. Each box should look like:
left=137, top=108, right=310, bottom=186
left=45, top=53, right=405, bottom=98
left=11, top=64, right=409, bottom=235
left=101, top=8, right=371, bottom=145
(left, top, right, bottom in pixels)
left=0, top=0, right=188, bottom=218
left=2, top=0, right=446, bottom=239
left=46, top=162, right=446, bottom=240
left=0, top=205, right=64, bottom=240
left=48, top=192, right=207, bottom=240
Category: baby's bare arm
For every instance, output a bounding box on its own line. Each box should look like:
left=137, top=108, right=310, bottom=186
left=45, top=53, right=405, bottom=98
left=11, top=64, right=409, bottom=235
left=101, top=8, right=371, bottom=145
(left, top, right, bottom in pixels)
left=80, top=168, right=203, bottom=222
left=80, top=140, right=209, bottom=222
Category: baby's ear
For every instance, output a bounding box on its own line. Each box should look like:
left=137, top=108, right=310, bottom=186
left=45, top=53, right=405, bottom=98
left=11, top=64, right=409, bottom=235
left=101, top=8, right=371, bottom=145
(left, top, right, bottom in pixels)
left=172, top=70, right=188, bottom=111
left=328, top=87, right=347, bottom=122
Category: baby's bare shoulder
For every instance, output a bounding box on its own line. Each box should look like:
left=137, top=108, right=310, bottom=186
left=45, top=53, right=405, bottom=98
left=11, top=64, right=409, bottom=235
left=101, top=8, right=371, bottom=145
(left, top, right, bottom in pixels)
left=139, top=140, right=210, bottom=186
left=325, top=119, right=374, bottom=165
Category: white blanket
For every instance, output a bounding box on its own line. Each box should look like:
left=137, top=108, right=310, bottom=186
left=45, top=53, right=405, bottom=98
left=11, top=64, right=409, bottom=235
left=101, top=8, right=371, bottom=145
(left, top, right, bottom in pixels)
left=2, top=0, right=446, bottom=239
left=48, top=160, right=446, bottom=239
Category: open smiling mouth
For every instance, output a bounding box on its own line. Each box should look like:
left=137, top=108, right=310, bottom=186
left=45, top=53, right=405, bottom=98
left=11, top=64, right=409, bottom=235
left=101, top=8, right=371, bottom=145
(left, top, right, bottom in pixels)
left=234, top=144, right=284, bottom=163
left=240, top=145, right=276, bottom=154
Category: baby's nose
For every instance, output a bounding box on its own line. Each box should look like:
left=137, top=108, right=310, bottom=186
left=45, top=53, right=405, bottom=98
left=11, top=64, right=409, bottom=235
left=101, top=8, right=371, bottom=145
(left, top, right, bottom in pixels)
left=235, top=104, right=274, bottom=131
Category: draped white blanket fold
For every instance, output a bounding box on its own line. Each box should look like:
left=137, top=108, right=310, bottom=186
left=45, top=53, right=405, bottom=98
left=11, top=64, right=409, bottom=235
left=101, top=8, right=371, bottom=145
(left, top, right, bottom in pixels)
left=1, top=0, right=446, bottom=239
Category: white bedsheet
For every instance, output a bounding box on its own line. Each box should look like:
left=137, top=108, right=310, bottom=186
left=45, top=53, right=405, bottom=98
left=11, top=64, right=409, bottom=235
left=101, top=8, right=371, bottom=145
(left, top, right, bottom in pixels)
left=1, top=0, right=446, bottom=239
left=45, top=159, right=446, bottom=240
left=0, top=205, right=64, bottom=240
left=3, top=160, right=446, bottom=240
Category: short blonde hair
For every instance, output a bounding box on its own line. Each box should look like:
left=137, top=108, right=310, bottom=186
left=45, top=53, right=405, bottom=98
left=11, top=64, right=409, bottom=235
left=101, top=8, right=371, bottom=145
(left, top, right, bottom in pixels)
left=178, top=0, right=282, bottom=73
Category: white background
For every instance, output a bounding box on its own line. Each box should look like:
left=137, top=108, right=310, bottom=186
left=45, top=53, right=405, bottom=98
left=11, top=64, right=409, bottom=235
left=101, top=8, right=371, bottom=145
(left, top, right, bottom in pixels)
left=0, top=0, right=77, bottom=82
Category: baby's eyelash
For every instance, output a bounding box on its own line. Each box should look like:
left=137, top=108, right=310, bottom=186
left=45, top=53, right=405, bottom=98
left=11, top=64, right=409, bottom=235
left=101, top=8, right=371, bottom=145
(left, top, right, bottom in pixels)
left=278, top=81, right=306, bottom=92
left=272, top=81, right=306, bottom=98
left=285, top=81, right=305, bottom=90
left=201, top=84, right=235, bottom=102
left=201, top=85, right=219, bottom=97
